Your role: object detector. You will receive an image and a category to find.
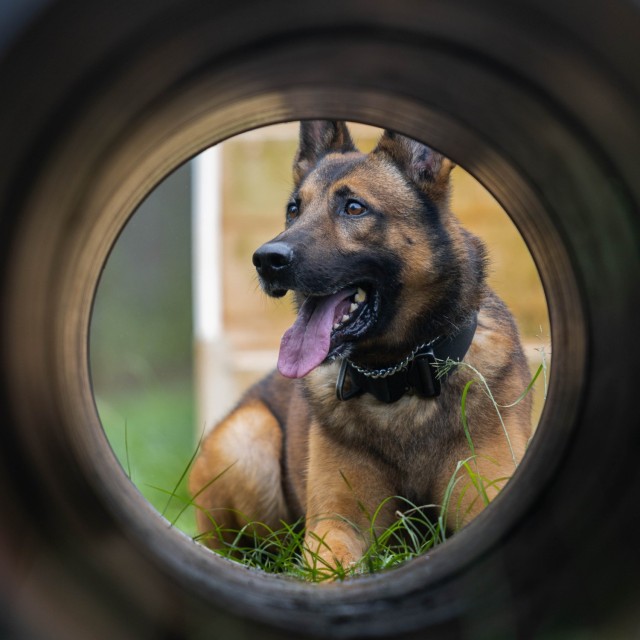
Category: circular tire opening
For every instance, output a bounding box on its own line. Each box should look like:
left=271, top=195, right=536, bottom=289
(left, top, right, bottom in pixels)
left=90, top=121, right=551, bottom=582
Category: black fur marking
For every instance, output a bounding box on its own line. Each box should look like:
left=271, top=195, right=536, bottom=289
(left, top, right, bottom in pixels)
left=414, top=187, right=442, bottom=226
left=333, top=184, right=355, bottom=200
left=299, top=154, right=366, bottom=193
left=243, top=371, right=289, bottom=430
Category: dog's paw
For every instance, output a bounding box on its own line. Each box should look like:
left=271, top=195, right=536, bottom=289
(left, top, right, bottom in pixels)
left=303, top=527, right=364, bottom=579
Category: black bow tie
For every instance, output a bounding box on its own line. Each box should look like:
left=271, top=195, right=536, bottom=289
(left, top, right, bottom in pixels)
left=336, top=314, right=478, bottom=404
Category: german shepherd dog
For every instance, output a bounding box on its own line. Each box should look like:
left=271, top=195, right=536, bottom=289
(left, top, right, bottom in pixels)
left=189, top=121, right=533, bottom=572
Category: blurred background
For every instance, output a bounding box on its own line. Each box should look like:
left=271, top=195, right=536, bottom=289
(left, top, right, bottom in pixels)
left=90, top=122, right=550, bottom=538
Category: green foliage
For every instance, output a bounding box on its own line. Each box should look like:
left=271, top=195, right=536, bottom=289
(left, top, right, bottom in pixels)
left=97, top=381, right=197, bottom=536
left=91, top=164, right=193, bottom=392
left=150, top=353, right=549, bottom=582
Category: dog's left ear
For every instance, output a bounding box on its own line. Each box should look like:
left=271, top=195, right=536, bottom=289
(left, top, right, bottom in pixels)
left=293, top=121, right=356, bottom=186
left=374, top=131, right=455, bottom=202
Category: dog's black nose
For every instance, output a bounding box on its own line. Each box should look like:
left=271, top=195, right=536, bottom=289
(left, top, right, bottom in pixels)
left=252, top=241, right=294, bottom=274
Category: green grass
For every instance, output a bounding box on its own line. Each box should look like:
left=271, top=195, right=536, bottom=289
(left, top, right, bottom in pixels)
left=217, top=356, right=546, bottom=581
left=97, top=350, right=548, bottom=582
left=96, top=380, right=198, bottom=536
left=187, top=496, right=447, bottom=583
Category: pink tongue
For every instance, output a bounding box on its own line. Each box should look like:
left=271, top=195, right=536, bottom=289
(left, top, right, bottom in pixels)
left=278, top=289, right=356, bottom=379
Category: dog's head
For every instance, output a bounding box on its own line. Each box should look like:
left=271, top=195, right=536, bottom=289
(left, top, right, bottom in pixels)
left=253, top=121, right=485, bottom=379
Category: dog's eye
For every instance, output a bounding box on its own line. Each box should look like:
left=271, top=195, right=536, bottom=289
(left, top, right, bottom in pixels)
left=345, top=200, right=367, bottom=216
left=286, top=202, right=300, bottom=219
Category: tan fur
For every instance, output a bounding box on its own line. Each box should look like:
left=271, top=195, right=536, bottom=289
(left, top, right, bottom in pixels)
left=303, top=420, right=399, bottom=569
left=189, top=123, right=533, bottom=574
left=189, top=400, right=290, bottom=546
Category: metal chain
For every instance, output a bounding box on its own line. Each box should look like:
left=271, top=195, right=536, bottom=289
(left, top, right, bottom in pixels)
left=346, top=338, right=439, bottom=379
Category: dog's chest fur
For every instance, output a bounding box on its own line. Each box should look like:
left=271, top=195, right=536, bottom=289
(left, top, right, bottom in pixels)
left=301, top=360, right=470, bottom=500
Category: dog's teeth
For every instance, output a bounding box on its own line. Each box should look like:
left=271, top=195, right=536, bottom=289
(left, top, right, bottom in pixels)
left=333, top=322, right=340, bottom=330
left=342, top=315, right=350, bottom=323
left=355, top=288, right=366, bottom=303
left=349, top=303, right=358, bottom=313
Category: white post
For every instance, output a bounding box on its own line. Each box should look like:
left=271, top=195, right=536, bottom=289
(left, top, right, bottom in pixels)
left=192, top=145, right=235, bottom=437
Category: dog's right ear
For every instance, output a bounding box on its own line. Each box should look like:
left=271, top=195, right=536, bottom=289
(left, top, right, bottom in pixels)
left=374, top=130, right=455, bottom=203
left=293, top=121, right=356, bottom=186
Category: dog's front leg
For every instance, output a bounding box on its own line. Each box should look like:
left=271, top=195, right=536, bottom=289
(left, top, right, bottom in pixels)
left=302, top=422, right=395, bottom=576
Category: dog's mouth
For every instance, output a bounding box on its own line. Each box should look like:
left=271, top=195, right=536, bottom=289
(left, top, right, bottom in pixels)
left=277, top=285, right=379, bottom=379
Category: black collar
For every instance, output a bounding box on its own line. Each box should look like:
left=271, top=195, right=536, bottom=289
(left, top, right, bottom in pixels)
left=335, top=314, right=478, bottom=404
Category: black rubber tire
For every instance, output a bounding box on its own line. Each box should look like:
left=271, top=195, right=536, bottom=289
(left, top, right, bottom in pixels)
left=1, top=1, right=639, bottom=639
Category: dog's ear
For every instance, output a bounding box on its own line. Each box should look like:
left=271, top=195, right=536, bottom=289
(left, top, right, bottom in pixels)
left=293, top=121, right=356, bottom=186
left=374, top=130, right=455, bottom=202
